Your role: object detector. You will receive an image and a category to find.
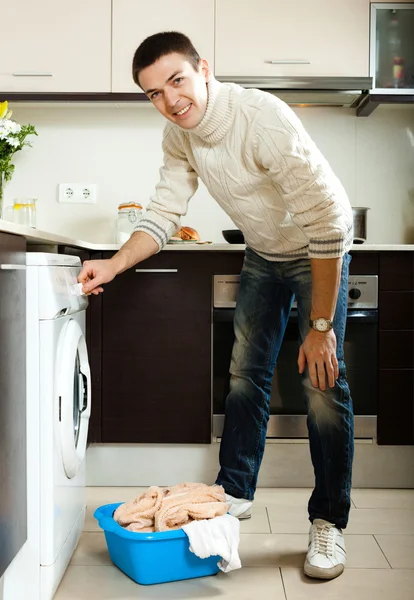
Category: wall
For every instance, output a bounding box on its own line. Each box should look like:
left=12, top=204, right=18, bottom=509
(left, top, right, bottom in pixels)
left=5, top=101, right=414, bottom=244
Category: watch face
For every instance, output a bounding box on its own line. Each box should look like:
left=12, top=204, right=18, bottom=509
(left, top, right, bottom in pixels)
left=315, top=318, right=329, bottom=332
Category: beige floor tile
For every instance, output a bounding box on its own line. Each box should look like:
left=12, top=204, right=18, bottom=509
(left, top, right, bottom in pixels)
left=267, top=505, right=310, bottom=533
left=281, top=567, right=414, bottom=600
left=352, top=489, right=414, bottom=510
left=84, top=505, right=103, bottom=532
left=253, top=488, right=313, bottom=507
left=346, top=508, right=414, bottom=535
left=55, top=566, right=285, bottom=600
left=239, top=533, right=389, bottom=569
left=70, top=533, right=111, bottom=566
left=267, top=504, right=414, bottom=536
left=375, top=535, right=414, bottom=569
left=86, top=487, right=147, bottom=505
left=239, top=506, right=271, bottom=534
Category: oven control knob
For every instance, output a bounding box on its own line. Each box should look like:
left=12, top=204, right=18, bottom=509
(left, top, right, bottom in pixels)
left=349, top=288, right=362, bottom=300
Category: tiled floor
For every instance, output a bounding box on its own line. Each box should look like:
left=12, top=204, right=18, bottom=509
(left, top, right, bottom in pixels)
left=55, top=488, right=414, bottom=599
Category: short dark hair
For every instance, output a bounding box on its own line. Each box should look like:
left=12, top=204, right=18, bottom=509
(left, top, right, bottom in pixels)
left=132, top=31, right=201, bottom=88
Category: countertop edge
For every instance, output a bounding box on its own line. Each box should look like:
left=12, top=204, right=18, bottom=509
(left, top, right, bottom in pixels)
left=1, top=221, right=413, bottom=252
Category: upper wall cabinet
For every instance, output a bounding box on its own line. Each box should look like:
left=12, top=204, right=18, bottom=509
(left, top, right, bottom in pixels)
left=370, top=3, right=414, bottom=92
left=0, top=0, right=111, bottom=93
left=112, top=0, right=215, bottom=93
left=215, top=0, right=370, bottom=78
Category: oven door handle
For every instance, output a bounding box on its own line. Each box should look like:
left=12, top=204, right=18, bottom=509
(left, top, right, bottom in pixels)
left=213, top=308, right=378, bottom=323
left=346, top=309, right=378, bottom=322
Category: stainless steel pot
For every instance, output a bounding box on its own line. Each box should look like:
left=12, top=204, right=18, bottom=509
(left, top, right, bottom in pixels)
left=352, top=207, right=369, bottom=244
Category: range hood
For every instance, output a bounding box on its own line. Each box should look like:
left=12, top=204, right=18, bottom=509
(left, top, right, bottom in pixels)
left=215, top=76, right=373, bottom=109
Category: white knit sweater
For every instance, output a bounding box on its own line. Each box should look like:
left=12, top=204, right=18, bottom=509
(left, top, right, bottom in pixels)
left=135, top=77, right=353, bottom=260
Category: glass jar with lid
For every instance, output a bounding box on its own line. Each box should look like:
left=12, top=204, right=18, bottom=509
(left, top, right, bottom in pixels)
left=116, top=202, right=143, bottom=244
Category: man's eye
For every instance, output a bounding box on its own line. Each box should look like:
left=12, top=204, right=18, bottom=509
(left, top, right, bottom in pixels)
left=151, top=91, right=160, bottom=100
left=174, top=78, right=183, bottom=85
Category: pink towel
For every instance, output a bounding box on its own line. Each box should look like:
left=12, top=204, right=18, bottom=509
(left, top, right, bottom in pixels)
left=113, top=483, right=229, bottom=532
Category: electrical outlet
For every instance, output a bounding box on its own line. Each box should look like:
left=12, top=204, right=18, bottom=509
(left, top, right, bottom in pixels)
left=58, top=183, right=97, bottom=204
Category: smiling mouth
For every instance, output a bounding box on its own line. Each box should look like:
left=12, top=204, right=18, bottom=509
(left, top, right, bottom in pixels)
left=174, top=103, right=192, bottom=116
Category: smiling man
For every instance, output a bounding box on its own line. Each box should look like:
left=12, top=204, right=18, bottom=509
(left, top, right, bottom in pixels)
left=78, top=31, right=353, bottom=581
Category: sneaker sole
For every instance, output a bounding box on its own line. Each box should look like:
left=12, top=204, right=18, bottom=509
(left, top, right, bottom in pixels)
left=237, top=510, right=252, bottom=520
left=304, top=560, right=345, bottom=580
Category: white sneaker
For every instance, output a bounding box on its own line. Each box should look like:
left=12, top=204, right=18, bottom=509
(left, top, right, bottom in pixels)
left=225, top=493, right=253, bottom=520
left=304, top=519, right=346, bottom=580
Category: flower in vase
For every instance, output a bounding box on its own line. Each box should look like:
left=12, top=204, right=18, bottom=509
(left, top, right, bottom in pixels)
left=0, top=101, right=38, bottom=206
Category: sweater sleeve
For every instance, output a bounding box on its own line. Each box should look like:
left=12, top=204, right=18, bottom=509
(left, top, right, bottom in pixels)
left=254, top=106, right=353, bottom=258
left=133, top=125, right=199, bottom=250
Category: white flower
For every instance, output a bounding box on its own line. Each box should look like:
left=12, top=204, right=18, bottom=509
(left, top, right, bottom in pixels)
left=7, top=137, right=20, bottom=148
left=2, top=119, right=20, bottom=134
left=0, top=119, right=21, bottom=134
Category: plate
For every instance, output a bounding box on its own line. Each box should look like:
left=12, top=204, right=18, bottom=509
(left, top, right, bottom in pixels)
left=167, top=239, right=197, bottom=244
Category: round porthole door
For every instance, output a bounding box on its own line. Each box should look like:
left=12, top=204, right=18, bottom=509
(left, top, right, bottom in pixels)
left=56, top=319, right=91, bottom=479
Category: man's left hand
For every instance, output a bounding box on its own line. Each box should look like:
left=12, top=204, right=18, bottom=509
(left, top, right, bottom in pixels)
left=298, top=329, right=339, bottom=391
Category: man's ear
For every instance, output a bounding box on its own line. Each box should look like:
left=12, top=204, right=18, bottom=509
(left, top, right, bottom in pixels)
left=199, top=58, right=210, bottom=83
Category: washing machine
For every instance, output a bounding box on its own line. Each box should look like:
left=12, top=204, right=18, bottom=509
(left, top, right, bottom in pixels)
left=3, top=253, right=91, bottom=600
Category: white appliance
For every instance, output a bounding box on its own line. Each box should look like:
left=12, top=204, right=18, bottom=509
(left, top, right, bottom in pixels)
left=3, top=253, right=91, bottom=600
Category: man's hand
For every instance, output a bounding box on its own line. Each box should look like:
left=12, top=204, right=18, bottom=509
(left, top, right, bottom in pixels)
left=77, top=231, right=160, bottom=296
left=298, top=329, right=339, bottom=391
left=77, top=259, right=118, bottom=296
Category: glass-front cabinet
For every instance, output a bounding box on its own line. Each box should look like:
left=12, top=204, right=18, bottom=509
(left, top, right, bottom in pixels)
left=371, top=3, right=414, bottom=92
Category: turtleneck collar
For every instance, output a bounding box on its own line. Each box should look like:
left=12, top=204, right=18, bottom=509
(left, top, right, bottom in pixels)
left=189, top=77, right=235, bottom=143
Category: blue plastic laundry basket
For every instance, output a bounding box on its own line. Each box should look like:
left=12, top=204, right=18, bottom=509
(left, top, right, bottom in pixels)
left=94, top=503, right=221, bottom=585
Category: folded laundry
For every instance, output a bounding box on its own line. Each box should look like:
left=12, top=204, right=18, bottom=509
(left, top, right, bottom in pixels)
left=113, top=482, right=230, bottom=533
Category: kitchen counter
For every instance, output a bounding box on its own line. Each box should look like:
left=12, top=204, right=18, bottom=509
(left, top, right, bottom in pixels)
left=1, top=220, right=413, bottom=252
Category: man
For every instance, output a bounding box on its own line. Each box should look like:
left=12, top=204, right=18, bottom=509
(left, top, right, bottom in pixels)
left=78, top=31, right=353, bottom=580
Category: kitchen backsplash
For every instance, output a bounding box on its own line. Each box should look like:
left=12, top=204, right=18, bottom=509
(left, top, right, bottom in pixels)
left=5, top=101, right=414, bottom=244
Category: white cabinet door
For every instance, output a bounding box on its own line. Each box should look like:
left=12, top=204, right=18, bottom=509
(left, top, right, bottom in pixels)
left=215, top=0, right=370, bottom=77
left=0, top=0, right=111, bottom=92
left=112, top=0, right=215, bottom=92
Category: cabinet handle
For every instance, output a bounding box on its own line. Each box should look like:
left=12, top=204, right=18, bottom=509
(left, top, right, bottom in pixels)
left=135, top=269, right=178, bottom=273
left=0, top=264, right=26, bottom=270
left=12, top=72, right=53, bottom=77
left=268, top=60, right=311, bottom=65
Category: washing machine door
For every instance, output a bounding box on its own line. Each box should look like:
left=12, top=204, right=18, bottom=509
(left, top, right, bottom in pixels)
left=56, top=318, right=91, bottom=479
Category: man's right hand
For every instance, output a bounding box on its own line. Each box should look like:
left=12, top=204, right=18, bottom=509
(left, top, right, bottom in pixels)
left=77, top=259, right=118, bottom=296
left=77, top=231, right=160, bottom=296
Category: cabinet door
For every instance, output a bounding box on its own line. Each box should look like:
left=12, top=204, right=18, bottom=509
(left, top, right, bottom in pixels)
left=0, top=0, right=111, bottom=92
left=101, top=252, right=212, bottom=443
left=370, top=3, right=414, bottom=92
left=0, top=233, right=26, bottom=577
left=112, top=0, right=215, bottom=92
left=216, top=0, right=370, bottom=77
left=377, top=251, right=414, bottom=445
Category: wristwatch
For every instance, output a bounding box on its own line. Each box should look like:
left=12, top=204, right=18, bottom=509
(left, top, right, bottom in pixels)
left=309, top=317, right=333, bottom=332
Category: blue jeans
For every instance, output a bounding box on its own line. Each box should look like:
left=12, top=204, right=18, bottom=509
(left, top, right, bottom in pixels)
left=216, top=247, right=354, bottom=529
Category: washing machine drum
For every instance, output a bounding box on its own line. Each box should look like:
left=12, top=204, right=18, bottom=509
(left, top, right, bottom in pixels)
left=56, top=319, right=91, bottom=478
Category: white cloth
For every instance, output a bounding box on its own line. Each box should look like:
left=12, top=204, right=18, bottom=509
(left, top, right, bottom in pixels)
left=182, top=514, right=242, bottom=573
left=135, top=76, right=353, bottom=261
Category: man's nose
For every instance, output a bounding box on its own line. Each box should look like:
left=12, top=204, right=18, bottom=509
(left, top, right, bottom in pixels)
left=164, top=87, right=180, bottom=109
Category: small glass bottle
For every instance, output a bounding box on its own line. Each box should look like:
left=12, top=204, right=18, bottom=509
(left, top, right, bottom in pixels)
left=388, top=10, right=405, bottom=88
left=116, top=202, right=143, bottom=244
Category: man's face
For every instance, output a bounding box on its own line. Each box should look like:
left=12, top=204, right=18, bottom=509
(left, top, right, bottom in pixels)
left=139, top=53, right=210, bottom=129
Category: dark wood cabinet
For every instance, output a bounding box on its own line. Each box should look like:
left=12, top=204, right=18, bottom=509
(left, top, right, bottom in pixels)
left=0, top=232, right=27, bottom=577
left=101, top=252, right=211, bottom=443
left=96, top=250, right=243, bottom=443
left=378, top=252, right=414, bottom=445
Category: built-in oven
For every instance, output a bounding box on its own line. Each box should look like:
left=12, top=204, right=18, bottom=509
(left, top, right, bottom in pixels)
left=212, top=275, right=378, bottom=439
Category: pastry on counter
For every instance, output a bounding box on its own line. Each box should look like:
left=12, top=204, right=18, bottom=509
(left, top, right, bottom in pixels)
left=169, top=226, right=200, bottom=242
